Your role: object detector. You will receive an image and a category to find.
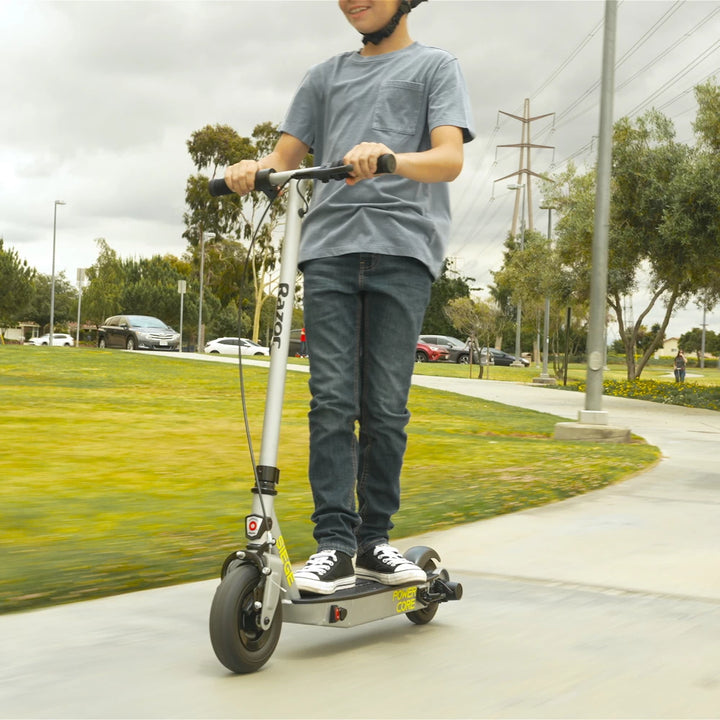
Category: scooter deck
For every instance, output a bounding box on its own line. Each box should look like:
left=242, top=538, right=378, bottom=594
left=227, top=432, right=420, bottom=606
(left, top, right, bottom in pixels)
left=296, top=576, right=423, bottom=602
left=283, top=578, right=426, bottom=628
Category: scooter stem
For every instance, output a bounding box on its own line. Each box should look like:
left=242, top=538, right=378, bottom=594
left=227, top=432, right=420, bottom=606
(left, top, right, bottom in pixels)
left=258, top=179, right=305, bottom=470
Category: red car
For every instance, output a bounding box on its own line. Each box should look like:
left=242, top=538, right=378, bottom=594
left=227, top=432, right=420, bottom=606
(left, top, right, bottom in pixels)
left=415, top=340, right=450, bottom=363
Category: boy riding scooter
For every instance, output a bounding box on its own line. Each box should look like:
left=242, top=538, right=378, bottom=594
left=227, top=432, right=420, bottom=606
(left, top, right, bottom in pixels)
left=223, top=0, right=474, bottom=595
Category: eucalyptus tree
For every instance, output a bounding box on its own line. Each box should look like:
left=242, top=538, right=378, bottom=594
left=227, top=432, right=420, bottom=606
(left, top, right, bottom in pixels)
left=184, top=122, right=308, bottom=342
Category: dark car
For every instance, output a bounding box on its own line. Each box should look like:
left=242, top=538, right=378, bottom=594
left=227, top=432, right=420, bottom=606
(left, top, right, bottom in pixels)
left=415, top=340, right=450, bottom=363
left=97, top=315, right=180, bottom=351
left=481, top=348, right=530, bottom=367
left=419, top=334, right=479, bottom=364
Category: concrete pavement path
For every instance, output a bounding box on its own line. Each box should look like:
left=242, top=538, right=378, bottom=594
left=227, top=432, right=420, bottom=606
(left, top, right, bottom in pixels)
left=2, top=371, right=720, bottom=719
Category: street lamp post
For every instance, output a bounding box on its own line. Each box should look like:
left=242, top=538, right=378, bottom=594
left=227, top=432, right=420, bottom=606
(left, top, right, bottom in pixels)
left=49, top=200, right=66, bottom=347
left=75, top=268, right=86, bottom=347
left=197, top=231, right=205, bottom=353
left=178, top=280, right=187, bottom=353
left=507, top=183, right=526, bottom=365
left=540, top=206, right=555, bottom=379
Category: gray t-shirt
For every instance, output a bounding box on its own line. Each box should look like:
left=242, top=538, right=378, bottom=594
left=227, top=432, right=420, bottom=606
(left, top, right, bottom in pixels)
left=279, top=42, right=475, bottom=279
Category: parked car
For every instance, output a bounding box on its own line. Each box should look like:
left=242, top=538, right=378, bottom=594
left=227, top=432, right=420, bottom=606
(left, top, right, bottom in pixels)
left=480, top=348, right=530, bottom=367
left=419, top=334, right=479, bottom=364
left=26, top=333, right=74, bottom=347
left=205, top=337, right=270, bottom=356
left=97, top=315, right=180, bottom=351
left=415, top=340, right=450, bottom=363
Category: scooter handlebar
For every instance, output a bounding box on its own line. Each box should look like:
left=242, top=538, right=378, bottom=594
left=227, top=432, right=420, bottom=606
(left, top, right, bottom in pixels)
left=208, top=154, right=396, bottom=197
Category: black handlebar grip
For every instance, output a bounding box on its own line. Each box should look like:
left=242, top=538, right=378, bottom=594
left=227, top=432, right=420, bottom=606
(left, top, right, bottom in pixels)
left=208, top=178, right=232, bottom=197
left=376, top=154, right=397, bottom=174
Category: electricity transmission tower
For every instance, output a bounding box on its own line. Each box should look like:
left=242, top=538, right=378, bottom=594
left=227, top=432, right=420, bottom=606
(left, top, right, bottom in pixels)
left=494, top=98, right=555, bottom=234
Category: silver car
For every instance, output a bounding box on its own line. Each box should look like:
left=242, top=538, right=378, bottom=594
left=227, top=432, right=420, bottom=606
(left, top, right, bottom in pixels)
left=97, top=315, right=180, bottom=351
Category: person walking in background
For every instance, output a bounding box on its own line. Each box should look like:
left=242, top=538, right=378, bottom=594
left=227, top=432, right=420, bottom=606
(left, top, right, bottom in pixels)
left=674, top=350, right=686, bottom=382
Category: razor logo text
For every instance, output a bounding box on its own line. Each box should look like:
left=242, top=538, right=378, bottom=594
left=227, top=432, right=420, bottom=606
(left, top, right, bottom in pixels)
left=271, top=283, right=291, bottom=350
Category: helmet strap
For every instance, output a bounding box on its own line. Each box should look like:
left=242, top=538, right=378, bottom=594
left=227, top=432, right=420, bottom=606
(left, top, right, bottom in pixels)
left=361, top=0, right=412, bottom=45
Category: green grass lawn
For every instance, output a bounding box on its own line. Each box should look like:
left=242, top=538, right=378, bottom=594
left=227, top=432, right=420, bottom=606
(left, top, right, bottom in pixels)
left=0, top=346, right=660, bottom=614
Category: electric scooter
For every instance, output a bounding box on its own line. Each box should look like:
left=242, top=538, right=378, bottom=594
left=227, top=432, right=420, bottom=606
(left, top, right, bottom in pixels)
left=206, top=157, right=462, bottom=674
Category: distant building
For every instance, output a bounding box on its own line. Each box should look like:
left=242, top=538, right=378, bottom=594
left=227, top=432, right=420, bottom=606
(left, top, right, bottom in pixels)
left=654, top=337, right=679, bottom=359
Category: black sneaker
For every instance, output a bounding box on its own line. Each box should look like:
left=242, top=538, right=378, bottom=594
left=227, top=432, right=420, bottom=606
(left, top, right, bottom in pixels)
left=294, top=550, right=355, bottom=595
left=355, top=544, right=427, bottom=585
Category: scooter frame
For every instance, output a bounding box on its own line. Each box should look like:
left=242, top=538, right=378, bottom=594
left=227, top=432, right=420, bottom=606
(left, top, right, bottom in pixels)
left=208, top=162, right=462, bottom=674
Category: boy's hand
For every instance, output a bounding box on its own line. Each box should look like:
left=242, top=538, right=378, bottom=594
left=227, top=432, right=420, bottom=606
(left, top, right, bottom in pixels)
left=343, top=142, right=394, bottom=185
left=224, top=160, right=261, bottom=196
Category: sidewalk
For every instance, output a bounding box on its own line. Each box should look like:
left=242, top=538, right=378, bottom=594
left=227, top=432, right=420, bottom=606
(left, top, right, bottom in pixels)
left=2, top=370, right=720, bottom=718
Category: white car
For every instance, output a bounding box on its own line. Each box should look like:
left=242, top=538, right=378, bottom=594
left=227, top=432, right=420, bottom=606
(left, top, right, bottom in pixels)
left=27, top=333, right=75, bottom=347
left=205, top=337, right=270, bottom=356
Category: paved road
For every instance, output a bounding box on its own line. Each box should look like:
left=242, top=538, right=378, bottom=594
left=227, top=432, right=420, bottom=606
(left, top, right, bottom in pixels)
left=2, top=368, right=720, bottom=719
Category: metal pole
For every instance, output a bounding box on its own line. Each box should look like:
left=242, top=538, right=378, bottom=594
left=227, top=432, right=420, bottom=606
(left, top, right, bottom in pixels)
left=508, top=183, right=526, bottom=365
left=700, top=305, right=706, bottom=369
left=75, top=288, right=82, bottom=346
left=197, top=232, right=205, bottom=353
left=50, top=201, right=65, bottom=346
left=583, top=0, right=617, bottom=421
left=564, top=306, right=571, bottom=386
left=541, top=207, right=552, bottom=378
left=75, top=268, right=85, bottom=347
left=178, top=279, right=186, bottom=353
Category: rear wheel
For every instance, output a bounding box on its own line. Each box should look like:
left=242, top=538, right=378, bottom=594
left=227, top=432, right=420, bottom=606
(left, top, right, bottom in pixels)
left=209, top=564, right=282, bottom=674
left=403, top=546, right=442, bottom=625
left=98, top=337, right=107, bottom=348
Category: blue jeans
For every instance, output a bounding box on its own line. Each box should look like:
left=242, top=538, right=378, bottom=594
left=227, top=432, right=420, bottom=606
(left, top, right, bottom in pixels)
left=301, top=253, right=433, bottom=557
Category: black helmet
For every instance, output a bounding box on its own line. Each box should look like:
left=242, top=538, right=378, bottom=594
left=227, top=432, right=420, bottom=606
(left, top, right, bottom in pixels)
left=362, top=0, right=428, bottom=46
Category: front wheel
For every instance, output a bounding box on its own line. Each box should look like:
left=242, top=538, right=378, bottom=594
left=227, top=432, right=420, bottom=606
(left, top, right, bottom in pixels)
left=209, top=564, right=282, bottom=674
left=126, top=336, right=136, bottom=351
left=415, top=351, right=428, bottom=363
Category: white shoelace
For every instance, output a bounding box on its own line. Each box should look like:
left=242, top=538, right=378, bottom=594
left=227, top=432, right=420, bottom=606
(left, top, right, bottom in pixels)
left=373, top=545, right=409, bottom=568
left=299, top=550, right=338, bottom=576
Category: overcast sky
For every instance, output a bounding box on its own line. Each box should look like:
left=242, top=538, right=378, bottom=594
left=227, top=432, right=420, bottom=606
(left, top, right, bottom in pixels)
left=2, top=0, right=719, bottom=339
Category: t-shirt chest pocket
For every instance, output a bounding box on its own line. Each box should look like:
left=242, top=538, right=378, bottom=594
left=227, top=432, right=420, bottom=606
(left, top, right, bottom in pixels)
left=371, top=80, right=424, bottom=136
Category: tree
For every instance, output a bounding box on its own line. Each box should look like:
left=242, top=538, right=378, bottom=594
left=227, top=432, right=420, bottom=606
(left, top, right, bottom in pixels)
left=0, top=238, right=35, bottom=338
left=184, top=122, right=310, bottom=343
left=23, top=272, right=76, bottom=333
left=679, top=327, right=719, bottom=363
left=546, top=109, right=716, bottom=380
left=444, top=296, right=501, bottom=378
left=422, top=259, right=472, bottom=336
left=83, top=239, right=124, bottom=326
left=492, top=228, right=556, bottom=360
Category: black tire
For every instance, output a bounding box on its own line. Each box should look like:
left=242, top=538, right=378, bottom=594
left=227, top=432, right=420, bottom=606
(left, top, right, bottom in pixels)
left=209, top=563, right=282, bottom=674
left=98, top=337, right=107, bottom=349
left=403, top=546, right=441, bottom=625
left=126, top=336, right=136, bottom=351
left=457, top=353, right=469, bottom=364
left=415, top=350, right=428, bottom=363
